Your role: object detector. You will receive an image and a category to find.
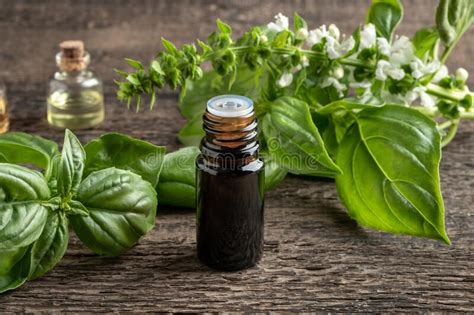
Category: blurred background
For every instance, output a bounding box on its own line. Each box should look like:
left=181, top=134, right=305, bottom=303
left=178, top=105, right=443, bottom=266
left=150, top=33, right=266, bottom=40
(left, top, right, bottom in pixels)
left=0, top=0, right=472, bottom=143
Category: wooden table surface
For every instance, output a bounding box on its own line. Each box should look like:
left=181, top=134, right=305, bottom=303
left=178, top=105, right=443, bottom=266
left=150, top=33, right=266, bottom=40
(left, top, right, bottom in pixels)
left=0, top=0, right=473, bottom=312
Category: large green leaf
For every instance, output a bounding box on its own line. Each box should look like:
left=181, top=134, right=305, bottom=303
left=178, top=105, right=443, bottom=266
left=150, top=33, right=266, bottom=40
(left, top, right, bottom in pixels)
left=263, top=158, right=287, bottom=191
left=178, top=67, right=262, bottom=120
left=84, top=133, right=166, bottom=187
left=28, top=211, right=69, bottom=280
left=178, top=114, right=206, bottom=147
left=156, top=147, right=200, bottom=208
left=70, top=168, right=157, bottom=256
left=262, top=97, right=341, bottom=177
left=178, top=67, right=264, bottom=146
left=0, top=132, right=59, bottom=176
left=259, top=149, right=287, bottom=191
left=436, top=0, right=474, bottom=46
left=366, top=0, right=403, bottom=40
left=57, top=130, right=85, bottom=197
left=0, top=212, right=69, bottom=293
left=335, top=105, right=450, bottom=244
left=0, top=246, right=31, bottom=293
left=0, top=164, right=50, bottom=250
left=412, top=27, right=440, bottom=60
left=317, top=100, right=382, bottom=115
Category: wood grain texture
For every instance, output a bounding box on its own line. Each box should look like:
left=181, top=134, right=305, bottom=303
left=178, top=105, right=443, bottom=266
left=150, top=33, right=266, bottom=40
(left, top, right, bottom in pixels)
left=0, top=0, right=473, bottom=312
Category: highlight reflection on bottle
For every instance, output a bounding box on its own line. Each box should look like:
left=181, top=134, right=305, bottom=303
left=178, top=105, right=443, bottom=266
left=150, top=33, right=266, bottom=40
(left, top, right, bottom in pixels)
left=196, top=95, right=265, bottom=271
left=0, top=82, right=9, bottom=134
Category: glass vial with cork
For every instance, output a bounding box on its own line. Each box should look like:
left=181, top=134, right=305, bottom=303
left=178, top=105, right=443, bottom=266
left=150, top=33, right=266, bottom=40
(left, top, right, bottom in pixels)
left=0, top=82, right=9, bottom=134
left=47, top=40, right=104, bottom=129
left=196, top=95, right=265, bottom=271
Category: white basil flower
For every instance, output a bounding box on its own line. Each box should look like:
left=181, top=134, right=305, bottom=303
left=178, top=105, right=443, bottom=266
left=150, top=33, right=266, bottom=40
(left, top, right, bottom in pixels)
left=306, top=25, right=329, bottom=46
left=277, top=72, right=293, bottom=87
left=321, top=77, right=347, bottom=97
left=328, top=24, right=340, bottom=41
left=376, top=60, right=405, bottom=81
left=326, top=36, right=355, bottom=59
left=296, top=27, right=309, bottom=40
left=350, top=80, right=371, bottom=89
left=389, top=36, right=414, bottom=66
left=405, top=86, right=436, bottom=108
left=432, top=65, right=449, bottom=83
left=267, top=13, right=289, bottom=32
left=410, top=58, right=440, bottom=79
left=359, top=24, right=377, bottom=49
left=376, top=37, right=390, bottom=56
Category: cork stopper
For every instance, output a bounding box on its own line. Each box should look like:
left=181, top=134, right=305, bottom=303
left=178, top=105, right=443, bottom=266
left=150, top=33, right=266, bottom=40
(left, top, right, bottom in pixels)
left=58, top=40, right=88, bottom=71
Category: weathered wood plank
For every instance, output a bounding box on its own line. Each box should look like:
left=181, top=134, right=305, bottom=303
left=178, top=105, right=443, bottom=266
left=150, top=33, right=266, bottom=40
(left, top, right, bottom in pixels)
left=0, top=0, right=473, bottom=312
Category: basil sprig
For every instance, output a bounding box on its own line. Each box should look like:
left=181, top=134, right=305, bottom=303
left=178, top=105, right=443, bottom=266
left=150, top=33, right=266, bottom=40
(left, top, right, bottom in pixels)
left=0, top=131, right=165, bottom=293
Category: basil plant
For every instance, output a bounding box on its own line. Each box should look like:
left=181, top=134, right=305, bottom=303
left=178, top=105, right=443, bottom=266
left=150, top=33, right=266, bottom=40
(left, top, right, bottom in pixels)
left=117, top=0, right=474, bottom=244
left=0, top=131, right=165, bottom=293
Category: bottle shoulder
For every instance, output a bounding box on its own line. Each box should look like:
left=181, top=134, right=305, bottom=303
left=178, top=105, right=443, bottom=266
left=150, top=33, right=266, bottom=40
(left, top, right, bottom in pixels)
left=197, top=154, right=264, bottom=174
left=50, top=70, right=102, bottom=88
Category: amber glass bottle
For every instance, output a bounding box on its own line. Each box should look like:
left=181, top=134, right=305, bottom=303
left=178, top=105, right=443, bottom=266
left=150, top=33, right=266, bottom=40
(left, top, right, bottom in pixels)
left=196, top=95, right=265, bottom=271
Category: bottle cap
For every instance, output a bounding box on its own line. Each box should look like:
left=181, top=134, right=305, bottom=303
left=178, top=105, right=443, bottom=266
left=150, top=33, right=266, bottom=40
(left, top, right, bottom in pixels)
left=58, top=40, right=88, bottom=71
left=207, top=95, right=253, bottom=118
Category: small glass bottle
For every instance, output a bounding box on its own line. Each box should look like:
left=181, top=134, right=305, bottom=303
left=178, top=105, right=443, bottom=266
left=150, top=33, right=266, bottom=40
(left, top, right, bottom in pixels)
left=0, top=82, right=9, bottom=134
left=47, top=40, right=104, bottom=129
left=196, top=95, right=265, bottom=271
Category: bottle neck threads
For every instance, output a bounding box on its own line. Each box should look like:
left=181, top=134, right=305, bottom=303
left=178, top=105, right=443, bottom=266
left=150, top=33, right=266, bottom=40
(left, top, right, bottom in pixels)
left=201, top=109, right=259, bottom=169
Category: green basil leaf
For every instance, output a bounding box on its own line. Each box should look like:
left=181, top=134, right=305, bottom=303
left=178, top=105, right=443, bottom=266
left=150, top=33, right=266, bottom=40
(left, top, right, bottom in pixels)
left=28, top=212, right=69, bottom=280
left=335, top=105, right=450, bottom=244
left=84, top=133, right=166, bottom=187
left=263, top=156, right=287, bottom=191
left=317, top=100, right=382, bottom=115
left=178, top=114, right=205, bottom=147
left=0, top=164, right=50, bottom=249
left=216, top=19, right=232, bottom=34
left=293, top=12, right=308, bottom=31
left=156, top=147, right=200, bottom=208
left=262, top=97, right=341, bottom=177
left=366, top=0, right=403, bottom=40
left=436, top=0, right=474, bottom=46
left=47, top=154, right=61, bottom=195
left=298, top=84, right=342, bottom=107
left=178, top=67, right=262, bottom=120
left=67, top=200, right=89, bottom=216
left=0, top=132, right=59, bottom=174
left=0, top=246, right=31, bottom=293
left=57, top=130, right=86, bottom=197
left=70, top=168, right=157, bottom=256
left=412, top=27, right=440, bottom=60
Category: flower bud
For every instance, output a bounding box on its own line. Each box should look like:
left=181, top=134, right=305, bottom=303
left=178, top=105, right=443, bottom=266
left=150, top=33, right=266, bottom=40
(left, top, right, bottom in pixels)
left=301, top=55, right=309, bottom=67
left=260, top=35, right=268, bottom=44
left=333, top=66, right=344, bottom=79
left=296, top=28, right=309, bottom=40
left=456, top=67, right=469, bottom=83
left=277, top=72, right=293, bottom=88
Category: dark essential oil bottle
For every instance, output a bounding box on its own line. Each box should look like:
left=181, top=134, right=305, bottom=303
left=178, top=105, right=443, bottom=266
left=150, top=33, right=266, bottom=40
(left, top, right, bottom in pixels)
left=196, top=95, right=265, bottom=271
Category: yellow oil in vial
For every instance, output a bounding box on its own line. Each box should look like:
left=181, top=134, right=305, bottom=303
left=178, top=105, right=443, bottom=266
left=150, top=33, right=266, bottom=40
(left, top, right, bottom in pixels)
left=47, top=90, right=104, bottom=129
left=0, top=97, right=9, bottom=134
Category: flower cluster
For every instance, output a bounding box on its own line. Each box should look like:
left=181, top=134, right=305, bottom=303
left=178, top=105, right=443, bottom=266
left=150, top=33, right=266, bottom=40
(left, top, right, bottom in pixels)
left=116, top=11, right=472, bottom=122
left=267, top=13, right=470, bottom=111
